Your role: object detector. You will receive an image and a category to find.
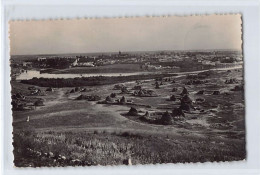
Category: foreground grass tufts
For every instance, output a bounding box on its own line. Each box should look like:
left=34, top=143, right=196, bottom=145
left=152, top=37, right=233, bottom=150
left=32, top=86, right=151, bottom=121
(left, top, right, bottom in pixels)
left=13, top=130, right=246, bottom=167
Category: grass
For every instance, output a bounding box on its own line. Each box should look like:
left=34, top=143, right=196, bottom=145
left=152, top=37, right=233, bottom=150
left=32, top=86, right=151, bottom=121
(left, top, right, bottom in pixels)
left=11, top=67, right=246, bottom=167
left=13, top=130, right=246, bottom=167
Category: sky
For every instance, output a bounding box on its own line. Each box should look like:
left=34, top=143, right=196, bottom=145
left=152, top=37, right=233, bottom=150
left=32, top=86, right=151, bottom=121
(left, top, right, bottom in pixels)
left=9, top=14, right=242, bottom=55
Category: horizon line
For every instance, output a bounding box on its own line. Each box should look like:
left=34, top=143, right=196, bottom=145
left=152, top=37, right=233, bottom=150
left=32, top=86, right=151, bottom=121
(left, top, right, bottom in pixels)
left=11, top=48, right=242, bottom=57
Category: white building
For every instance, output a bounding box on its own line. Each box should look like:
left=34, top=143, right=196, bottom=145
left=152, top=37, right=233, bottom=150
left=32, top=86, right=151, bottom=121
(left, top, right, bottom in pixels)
left=37, top=57, right=46, bottom=61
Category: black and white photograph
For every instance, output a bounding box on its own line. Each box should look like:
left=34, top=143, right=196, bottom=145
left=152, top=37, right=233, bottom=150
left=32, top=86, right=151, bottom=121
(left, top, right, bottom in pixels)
left=9, top=15, right=246, bottom=167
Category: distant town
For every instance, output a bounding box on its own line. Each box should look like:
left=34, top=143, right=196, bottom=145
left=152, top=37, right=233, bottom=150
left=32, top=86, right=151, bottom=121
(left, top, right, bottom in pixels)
left=11, top=50, right=243, bottom=78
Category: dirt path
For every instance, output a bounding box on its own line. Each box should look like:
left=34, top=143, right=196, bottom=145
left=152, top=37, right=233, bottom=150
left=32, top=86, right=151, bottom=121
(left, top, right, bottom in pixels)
left=45, top=89, right=65, bottom=105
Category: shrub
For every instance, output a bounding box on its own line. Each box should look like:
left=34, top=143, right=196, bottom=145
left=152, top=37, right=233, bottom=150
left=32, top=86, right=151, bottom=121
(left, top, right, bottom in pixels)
left=160, top=111, right=173, bottom=125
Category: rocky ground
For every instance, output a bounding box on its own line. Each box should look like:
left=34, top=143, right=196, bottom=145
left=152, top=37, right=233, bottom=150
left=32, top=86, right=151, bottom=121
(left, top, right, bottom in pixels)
left=11, top=68, right=245, bottom=167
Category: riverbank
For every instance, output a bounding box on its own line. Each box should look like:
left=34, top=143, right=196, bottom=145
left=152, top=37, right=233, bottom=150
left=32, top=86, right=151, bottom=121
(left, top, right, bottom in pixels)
left=18, top=65, right=242, bottom=88
left=19, top=73, right=178, bottom=87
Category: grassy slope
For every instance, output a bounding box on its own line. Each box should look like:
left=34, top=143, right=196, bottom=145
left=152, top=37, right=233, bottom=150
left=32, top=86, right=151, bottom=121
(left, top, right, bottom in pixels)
left=12, top=69, right=246, bottom=167
left=13, top=130, right=245, bottom=167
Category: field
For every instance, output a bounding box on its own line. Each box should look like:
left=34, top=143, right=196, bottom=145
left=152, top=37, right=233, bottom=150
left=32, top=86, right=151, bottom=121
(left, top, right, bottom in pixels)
left=50, top=64, right=144, bottom=74
left=12, top=68, right=245, bottom=167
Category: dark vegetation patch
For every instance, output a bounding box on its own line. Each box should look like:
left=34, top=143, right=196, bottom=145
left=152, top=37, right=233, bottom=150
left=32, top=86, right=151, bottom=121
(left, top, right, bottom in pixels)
left=152, top=61, right=214, bottom=72
left=20, top=73, right=178, bottom=87
left=76, top=94, right=101, bottom=101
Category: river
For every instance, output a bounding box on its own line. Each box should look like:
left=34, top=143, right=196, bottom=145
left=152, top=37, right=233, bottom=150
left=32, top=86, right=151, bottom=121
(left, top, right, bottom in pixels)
left=15, top=65, right=243, bottom=80
left=15, top=70, right=155, bottom=80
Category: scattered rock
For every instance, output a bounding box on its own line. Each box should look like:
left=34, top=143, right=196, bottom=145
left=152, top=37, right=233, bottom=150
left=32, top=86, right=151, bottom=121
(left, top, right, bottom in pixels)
left=196, top=90, right=204, bottom=95
left=105, top=96, right=114, bottom=103
left=121, top=87, right=130, bottom=94
left=132, top=85, right=142, bottom=90
left=191, top=116, right=198, bottom=119
left=133, top=89, right=158, bottom=97
left=169, top=95, right=176, bottom=101
left=155, top=81, right=160, bottom=89
left=120, top=96, right=126, bottom=104
left=225, top=78, right=238, bottom=84
left=34, top=99, right=44, bottom=106
left=80, top=88, right=87, bottom=92
left=28, top=86, right=36, bottom=90
left=160, top=111, right=173, bottom=125
left=113, top=84, right=125, bottom=90
left=231, top=85, right=244, bottom=91
left=179, top=103, right=191, bottom=111
left=12, top=93, right=25, bottom=100
left=172, top=108, right=185, bottom=117
left=181, top=94, right=192, bottom=105
left=195, top=98, right=205, bottom=103
left=46, top=87, right=54, bottom=92
left=212, top=91, right=220, bottom=95
left=223, top=92, right=230, bottom=96
left=180, top=87, right=189, bottom=95
left=126, top=99, right=133, bottom=103
left=127, top=107, right=138, bottom=116
left=186, top=79, right=208, bottom=85
left=143, top=111, right=150, bottom=117
left=75, top=87, right=80, bottom=92
left=171, top=87, right=177, bottom=92
left=179, top=95, right=194, bottom=111
left=110, top=93, right=117, bottom=98
left=76, top=94, right=101, bottom=101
